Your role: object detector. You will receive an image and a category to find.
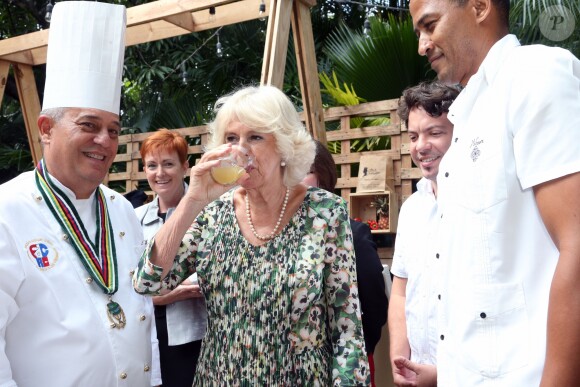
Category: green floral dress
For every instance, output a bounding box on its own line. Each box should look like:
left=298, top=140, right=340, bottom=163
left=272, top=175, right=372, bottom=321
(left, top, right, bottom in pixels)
left=134, top=187, right=370, bottom=386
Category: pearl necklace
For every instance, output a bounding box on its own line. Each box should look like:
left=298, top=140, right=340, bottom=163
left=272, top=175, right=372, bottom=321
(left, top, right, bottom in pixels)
left=245, top=187, right=290, bottom=241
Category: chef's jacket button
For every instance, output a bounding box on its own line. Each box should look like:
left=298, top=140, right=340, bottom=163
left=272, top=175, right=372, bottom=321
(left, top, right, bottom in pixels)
left=444, top=172, right=449, bottom=177
left=86, top=277, right=93, bottom=284
left=440, top=335, right=445, bottom=340
left=144, top=365, right=150, bottom=372
left=480, top=312, right=487, bottom=319
left=140, top=315, right=146, bottom=321
left=62, top=234, right=69, bottom=241
left=119, top=231, right=125, bottom=238
left=129, top=270, right=135, bottom=277
left=111, top=195, right=116, bottom=201
left=440, top=213, right=443, bottom=219
left=34, top=195, right=43, bottom=201
left=436, top=253, right=440, bottom=259
left=119, top=372, right=127, bottom=379
left=454, top=137, right=458, bottom=143
left=438, top=294, right=441, bottom=300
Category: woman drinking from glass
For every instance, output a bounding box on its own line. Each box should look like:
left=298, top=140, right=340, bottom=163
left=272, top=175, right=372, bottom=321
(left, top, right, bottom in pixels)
left=134, top=86, right=370, bottom=386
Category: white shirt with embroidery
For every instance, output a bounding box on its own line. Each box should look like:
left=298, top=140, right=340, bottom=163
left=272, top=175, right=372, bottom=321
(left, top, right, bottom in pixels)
left=434, top=35, right=580, bottom=386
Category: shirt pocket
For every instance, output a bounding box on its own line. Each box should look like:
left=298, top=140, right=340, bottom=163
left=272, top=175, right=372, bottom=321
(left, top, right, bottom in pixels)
left=455, top=282, right=529, bottom=377
left=453, top=135, right=508, bottom=213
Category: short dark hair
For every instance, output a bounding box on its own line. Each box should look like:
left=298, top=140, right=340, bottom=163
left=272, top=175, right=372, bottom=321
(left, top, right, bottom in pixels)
left=451, top=0, right=510, bottom=29
left=311, top=140, right=338, bottom=192
left=397, top=81, right=462, bottom=128
left=492, top=0, right=510, bottom=27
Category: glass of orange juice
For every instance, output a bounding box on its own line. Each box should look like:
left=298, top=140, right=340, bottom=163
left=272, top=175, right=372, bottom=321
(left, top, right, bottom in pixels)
left=210, top=146, right=252, bottom=185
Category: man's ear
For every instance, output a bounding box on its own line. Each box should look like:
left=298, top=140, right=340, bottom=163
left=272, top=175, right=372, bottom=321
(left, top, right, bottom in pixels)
left=37, top=115, right=53, bottom=145
left=473, top=0, right=492, bottom=24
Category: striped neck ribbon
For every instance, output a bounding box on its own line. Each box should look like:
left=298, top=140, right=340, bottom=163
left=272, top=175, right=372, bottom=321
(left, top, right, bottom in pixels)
left=35, top=159, right=118, bottom=295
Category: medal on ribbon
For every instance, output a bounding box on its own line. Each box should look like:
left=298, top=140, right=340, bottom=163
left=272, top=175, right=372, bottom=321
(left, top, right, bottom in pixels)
left=35, top=159, right=125, bottom=329
left=107, top=297, right=127, bottom=329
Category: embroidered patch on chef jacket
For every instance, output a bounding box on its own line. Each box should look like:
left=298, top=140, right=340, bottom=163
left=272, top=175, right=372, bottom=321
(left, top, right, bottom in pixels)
left=26, top=239, right=59, bottom=270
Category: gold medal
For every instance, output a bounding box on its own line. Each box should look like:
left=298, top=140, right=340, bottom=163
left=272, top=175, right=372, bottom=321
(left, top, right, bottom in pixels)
left=107, top=297, right=126, bottom=329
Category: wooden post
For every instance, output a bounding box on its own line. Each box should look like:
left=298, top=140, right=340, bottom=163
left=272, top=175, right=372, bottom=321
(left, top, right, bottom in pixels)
left=261, top=0, right=324, bottom=141
left=391, top=107, right=411, bottom=208
left=127, top=134, right=140, bottom=193
left=0, top=61, right=10, bottom=108
left=260, top=0, right=292, bottom=87
left=13, top=63, right=42, bottom=165
left=340, top=115, right=351, bottom=200
left=291, top=0, right=325, bottom=143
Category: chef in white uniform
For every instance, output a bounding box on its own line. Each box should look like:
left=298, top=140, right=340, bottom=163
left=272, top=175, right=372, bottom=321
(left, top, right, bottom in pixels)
left=0, top=2, right=155, bottom=386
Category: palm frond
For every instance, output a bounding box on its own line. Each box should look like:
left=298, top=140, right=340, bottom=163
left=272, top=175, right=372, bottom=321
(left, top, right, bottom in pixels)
left=510, top=0, right=580, bottom=57
left=320, top=71, right=366, bottom=106
left=323, top=14, right=431, bottom=103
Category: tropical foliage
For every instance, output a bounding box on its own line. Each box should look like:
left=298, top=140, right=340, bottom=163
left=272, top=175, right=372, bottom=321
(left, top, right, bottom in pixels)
left=320, top=13, right=429, bottom=155
left=323, top=14, right=432, bottom=103
left=510, top=0, right=580, bottom=58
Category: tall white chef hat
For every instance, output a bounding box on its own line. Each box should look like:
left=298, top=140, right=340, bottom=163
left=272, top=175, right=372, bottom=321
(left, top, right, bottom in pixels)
left=42, top=1, right=126, bottom=115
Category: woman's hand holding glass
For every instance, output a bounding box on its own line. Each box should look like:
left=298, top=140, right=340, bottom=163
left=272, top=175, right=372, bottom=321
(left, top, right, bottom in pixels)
left=185, top=144, right=251, bottom=204
left=210, top=145, right=253, bottom=185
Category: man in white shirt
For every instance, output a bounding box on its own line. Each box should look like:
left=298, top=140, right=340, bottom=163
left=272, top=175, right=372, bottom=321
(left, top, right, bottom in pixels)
left=410, top=0, right=580, bottom=385
left=388, top=81, right=460, bottom=387
left=0, top=2, right=156, bottom=386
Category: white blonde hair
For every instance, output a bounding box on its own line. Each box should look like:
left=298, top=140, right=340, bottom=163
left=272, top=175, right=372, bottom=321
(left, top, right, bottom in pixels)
left=206, top=85, right=315, bottom=187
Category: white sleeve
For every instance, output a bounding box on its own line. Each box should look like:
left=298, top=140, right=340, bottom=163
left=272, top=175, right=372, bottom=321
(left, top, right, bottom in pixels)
left=0, top=225, right=23, bottom=387
left=511, top=48, right=580, bottom=189
left=391, top=201, right=411, bottom=279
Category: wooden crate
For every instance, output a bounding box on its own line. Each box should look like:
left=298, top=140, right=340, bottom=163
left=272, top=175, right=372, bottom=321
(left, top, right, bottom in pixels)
left=348, top=190, right=398, bottom=234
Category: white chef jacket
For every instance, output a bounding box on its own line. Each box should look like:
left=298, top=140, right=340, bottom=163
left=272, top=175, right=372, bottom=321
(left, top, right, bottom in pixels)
left=435, top=35, right=580, bottom=386
left=391, top=178, right=438, bottom=366
left=135, top=192, right=208, bottom=345
left=0, top=171, right=154, bottom=387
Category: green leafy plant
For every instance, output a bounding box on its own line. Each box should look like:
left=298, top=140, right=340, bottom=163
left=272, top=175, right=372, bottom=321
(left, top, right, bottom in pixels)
left=370, top=195, right=389, bottom=217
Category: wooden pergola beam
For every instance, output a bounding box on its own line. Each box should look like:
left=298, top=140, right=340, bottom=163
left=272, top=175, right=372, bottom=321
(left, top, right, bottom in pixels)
left=291, top=0, right=326, bottom=143
left=0, top=47, right=47, bottom=66
left=0, top=29, right=47, bottom=58
left=0, top=61, right=10, bottom=108
left=260, top=0, right=293, bottom=87
left=162, top=13, right=196, bottom=32
left=0, top=0, right=268, bottom=65
left=13, top=64, right=42, bottom=164
left=127, top=0, right=266, bottom=47
left=125, top=0, right=237, bottom=25
left=0, top=0, right=234, bottom=57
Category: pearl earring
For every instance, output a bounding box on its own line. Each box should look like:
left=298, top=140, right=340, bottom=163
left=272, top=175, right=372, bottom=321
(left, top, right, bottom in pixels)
left=280, top=161, right=286, bottom=167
